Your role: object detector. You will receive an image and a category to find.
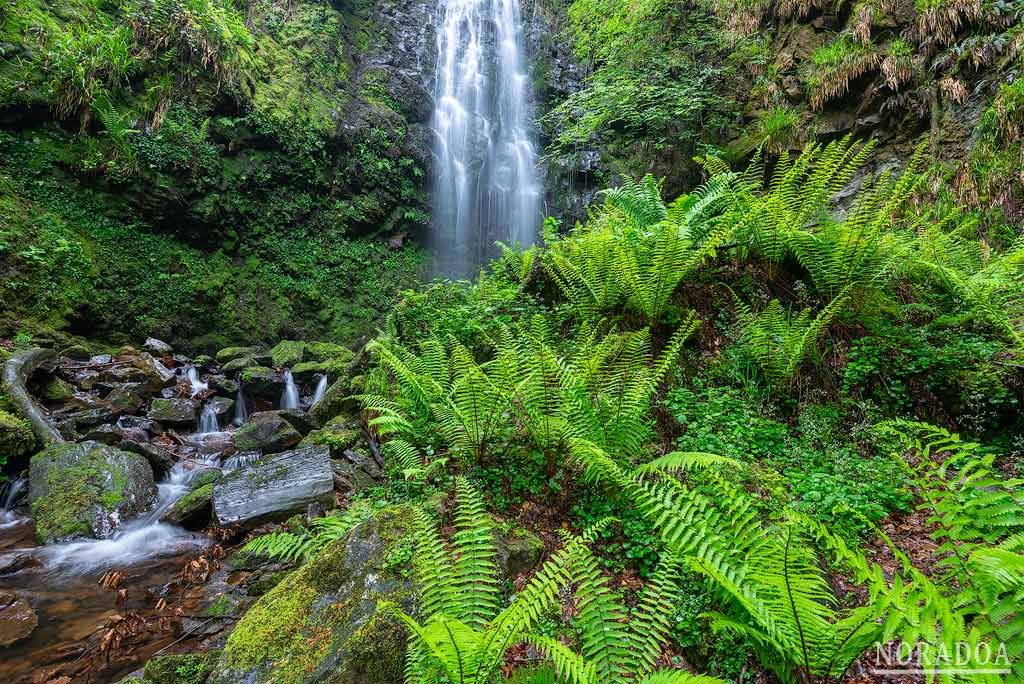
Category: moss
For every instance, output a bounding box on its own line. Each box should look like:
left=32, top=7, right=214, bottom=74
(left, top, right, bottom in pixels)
left=204, top=593, right=238, bottom=618
left=0, top=409, right=35, bottom=461
left=216, top=346, right=263, bottom=363
left=222, top=506, right=416, bottom=684
left=144, top=651, right=220, bottom=684
left=239, top=366, right=275, bottom=385
left=305, top=342, right=354, bottom=363
left=42, top=377, right=74, bottom=401
left=269, top=340, right=306, bottom=367
left=246, top=569, right=292, bottom=596
left=299, top=419, right=360, bottom=456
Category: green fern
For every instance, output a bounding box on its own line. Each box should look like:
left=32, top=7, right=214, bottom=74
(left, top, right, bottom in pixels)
left=240, top=501, right=375, bottom=563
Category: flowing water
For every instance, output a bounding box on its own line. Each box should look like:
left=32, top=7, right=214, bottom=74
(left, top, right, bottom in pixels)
left=1, top=476, right=27, bottom=527
left=184, top=366, right=208, bottom=397
left=430, top=0, right=541, bottom=276
left=311, top=374, right=329, bottom=406
left=233, top=385, right=248, bottom=426
left=198, top=402, right=219, bottom=434
left=280, top=369, right=299, bottom=410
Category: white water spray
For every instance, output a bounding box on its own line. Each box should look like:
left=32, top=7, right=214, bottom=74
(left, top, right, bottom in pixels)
left=312, top=374, right=329, bottom=405
left=430, top=0, right=541, bottom=276
left=280, top=369, right=299, bottom=410
left=185, top=366, right=207, bottom=397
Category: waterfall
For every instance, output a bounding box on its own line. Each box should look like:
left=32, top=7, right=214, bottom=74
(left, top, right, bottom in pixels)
left=185, top=366, right=207, bottom=397
left=430, top=0, right=541, bottom=276
left=198, top=402, right=219, bottom=434
left=280, top=369, right=299, bottom=410
left=1, top=476, right=27, bottom=525
left=312, top=374, right=329, bottom=405
left=233, top=384, right=248, bottom=426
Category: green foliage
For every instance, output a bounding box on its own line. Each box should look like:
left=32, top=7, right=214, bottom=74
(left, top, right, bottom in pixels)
left=803, top=36, right=880, bottom=109
left=241, top=500, right=377, bottom=563
left=392, top=478, right=731, bottom=684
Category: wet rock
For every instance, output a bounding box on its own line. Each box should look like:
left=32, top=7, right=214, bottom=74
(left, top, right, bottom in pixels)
left=330, top=449, right=381, bottom=493
left=90, top=354, right=113, bottom=365
left=42, top=377, right=74, bottom=402
left=28, top=441, right=157, bottom=543
left=129, top=352, right=177, bottom=389
left=300, top=415, right=362, bottom=458
left=193, top=354, right=215, bottom=371
left=216, top=346, right=263, bottom=364
left=0, top=552, right=40, bottom=576
left=208, top=375, right=238, bottom=396
left=147, top=398, right=197, bottom=426
left=59, top=344, right=92, bottom=361
left=143, top=338, right=173, bottom=356
left=81, top=423, right=123, bottom=445
left=119, top=439, right=176, bottom=476
left=0, top=590, right=37, bottom=647
left=269, top=340, right=306, bottom=367
left=105, top=382, right=149, bottom=414
left=210, top=506, right=416, bottom=684
left=208, top=396, right=235, bottom=417
left=64, top=406, right=115, bottom=429
left=277, top=408, right=316, bottom=435
left=161, top=470, right=222, bottom=528
left=212, top=445, right=334, bottom=526
left=70, top=368, right=100, bottom=390
left=233, top=411, right=303, bottom=453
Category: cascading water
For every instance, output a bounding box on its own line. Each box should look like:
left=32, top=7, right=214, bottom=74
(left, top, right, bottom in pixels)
left=1, top=475, right=27, bottom=526
left=233, top=384, right=248, bottom=426
left=280, top=369, right=299, bottom=410
left=198, top=402, right=219, bottom=433
left=311, top=374, right=329, bottom=405
left=430, top=0, right=541, bottom=276
left=184, top=366, right=208, bottom=397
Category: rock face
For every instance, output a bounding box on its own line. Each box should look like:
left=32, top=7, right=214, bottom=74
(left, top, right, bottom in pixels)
left=232, top=411, right=303, bottom=453
left=210, top=506, right=416, bottom=684
left=0, top=590, right=37, bottom=648
left=212, top=445, right=334, bottom=526
left=28, top=441, right=157, bottom=543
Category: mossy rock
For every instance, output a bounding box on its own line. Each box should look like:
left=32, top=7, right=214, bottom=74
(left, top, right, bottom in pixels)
left=144, top=650, right=221, bottom=684
left=238, top=367, right=278, bottom=399
left=204, top=593, right=242, bottom=618
left=308, top=378, right=357, bottom=425
left=29, top=441, right=157, bottom=543
left=216, top=346, right=264, bottom=364
left=232, top=412, right=302, bottom=453
left=496, top=526, right=544, bottom=579
left=299, top=416, right=361, bottom=458
left=305, top=343, right=354, bottom=363
left=211, top=506, right=417, bottom=684
left=269, top=341, right=306, bottom=368
left=0, top=409, right=35, bottom=461
left=42, top=377, right=74, bottom=402
left=160, top=470, right=221, bottom=527
left=147, top=398, right=197, bottom=426
left=222, top=356, right=259, bottom=373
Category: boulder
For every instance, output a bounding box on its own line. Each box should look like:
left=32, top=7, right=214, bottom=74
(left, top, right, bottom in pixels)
left=216, top=346, right=263, bottom=364
left=496, top=526, right=544, bottom=579
left=300, top=415, right=362, bottom=458
left=29, top=441, right=157, bottom=542
left=64, top=406, right=115, bottom=429
left=238, top=367, right=278, bottom=400
left=70, top=368, right=100, bottom=390
left=0, top=590, right=37, bottom=647
left=193, top=354, right=215, bottom=371
left=161, top=470, right=222, bottom=527
left=147, top=398, right=197, bottom=426
left=330, top=450, right=382, bottom=493
left=208, top=375, right=238, bottom=396
left=222, top=356, right=259, bottom=374
left=59, top=344, right=92, bottom=361
left=269, top=341, right=306, bottom=368
left=143, top=338, right=174, bottom=356
left=277, top=408, right=316, bottom=435
left=305, top=342, right=354, bottom=363
left=210, top=506, right=416, bottom=684
left=212, top=445, right=334, bottom=526
left=233, top=411, right=302, bottom=453
left=81, top=423, right=123, bottom=445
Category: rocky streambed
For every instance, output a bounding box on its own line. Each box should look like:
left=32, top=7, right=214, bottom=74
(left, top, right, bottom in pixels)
left=0, top=338, right=384, bottom=683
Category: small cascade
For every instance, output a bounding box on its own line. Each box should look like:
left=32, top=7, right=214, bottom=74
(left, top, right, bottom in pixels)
left=233, top=384, right=248, bottom=426
left=280, top=369, right=299, bottom=410
left=311, top=374, right=329, bottom=405
left=198, top=402, right=219, bottom=434
left=1, top=476, right=27, bottom=525
left=222, top=452, right=262, bottom=470
left=185, top=366, right=208, bottom=397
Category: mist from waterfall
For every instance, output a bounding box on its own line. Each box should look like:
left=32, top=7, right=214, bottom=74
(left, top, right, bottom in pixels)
left=430, top=0, right=541, bottom=277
